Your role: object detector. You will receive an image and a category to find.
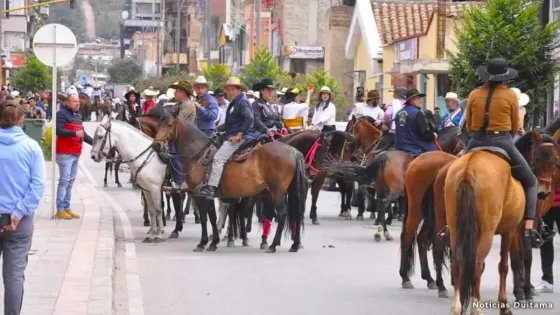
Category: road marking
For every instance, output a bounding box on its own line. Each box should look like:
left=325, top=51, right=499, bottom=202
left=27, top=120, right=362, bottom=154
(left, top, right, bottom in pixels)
left=79, top=161, right=145, bottom=315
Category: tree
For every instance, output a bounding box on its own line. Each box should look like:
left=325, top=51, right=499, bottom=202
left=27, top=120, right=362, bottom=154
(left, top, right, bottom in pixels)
left=302, top=68, right=347, bottom=119
left=107, top=59, right=142, bottom=83
left=203, top=63, right=232, bottom=89
left=241, top=48, right=282, bottom=89
left=12, top=55, right=52, bottom=93
left=132, top=72, right=191, bottom=93
left=449, top=0, right=560, bottom=127
left=47, top=2, right=85, bottom=41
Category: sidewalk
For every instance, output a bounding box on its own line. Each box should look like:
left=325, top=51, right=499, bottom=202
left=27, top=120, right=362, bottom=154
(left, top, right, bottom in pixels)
left=0, top=161, right=116, bottom=315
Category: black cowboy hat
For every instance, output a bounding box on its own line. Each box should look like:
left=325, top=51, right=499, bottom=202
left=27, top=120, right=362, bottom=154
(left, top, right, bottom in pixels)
left=389, top=86, right=407, bottom=99
left=477, top=58, right=518, bottom=82
left=213, top=88, right=225, bottom=96
left=285, top=87, right=301, bottom=98
left=252, top=78, right=276, bottom=91
left=124, top=90, right=140, bottom=100
left=169, top=80, right=194, bottom=95
left=405, top=88, right=426, bottom=103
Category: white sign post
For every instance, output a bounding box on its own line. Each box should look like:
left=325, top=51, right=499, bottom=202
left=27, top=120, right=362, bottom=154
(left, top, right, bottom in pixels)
left=33, top=24, right=78, bottom=219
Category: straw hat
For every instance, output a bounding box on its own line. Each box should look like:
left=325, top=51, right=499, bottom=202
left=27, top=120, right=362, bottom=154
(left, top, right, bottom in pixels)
left=444, top=92, right=459, bottom=103
left=246, top=90, right=254, bottom=97
left=194, top=75, right=210, bottom=87
left=224, top=77, right=247, bottom=91
left=319, top=86, right=333, bottom=96
left=143, top=87, right=158, bottom=97
left=510, top=88, right=530, bottom=107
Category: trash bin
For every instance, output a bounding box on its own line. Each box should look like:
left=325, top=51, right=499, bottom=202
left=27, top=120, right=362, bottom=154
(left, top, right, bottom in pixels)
left=23, top=119, right=45, bottom=145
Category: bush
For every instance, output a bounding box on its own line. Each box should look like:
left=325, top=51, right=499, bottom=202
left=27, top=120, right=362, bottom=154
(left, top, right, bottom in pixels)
left=42, top=124, right=52, bottom=161
left=203, top=63, right=232, bottom=90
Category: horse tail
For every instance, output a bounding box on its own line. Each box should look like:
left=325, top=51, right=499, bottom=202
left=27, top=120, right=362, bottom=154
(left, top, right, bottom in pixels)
left=400, top=198, right=416, bottom=277
left=287, top=150, right=309, bottom=238
left=455, top=179, right=478, bottom=315
left=420, top=183, right=435, bottom=251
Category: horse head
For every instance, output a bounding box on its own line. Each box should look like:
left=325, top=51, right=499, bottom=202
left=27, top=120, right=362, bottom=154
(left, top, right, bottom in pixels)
left=152, top=114, right=177, bottom=153
left=530, top=129, right=558, bottom=199
left=91, top=114, right=114, bottom=162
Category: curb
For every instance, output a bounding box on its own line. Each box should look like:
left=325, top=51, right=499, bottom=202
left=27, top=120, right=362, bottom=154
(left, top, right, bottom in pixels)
left=78, top=161, right=145, bottom=315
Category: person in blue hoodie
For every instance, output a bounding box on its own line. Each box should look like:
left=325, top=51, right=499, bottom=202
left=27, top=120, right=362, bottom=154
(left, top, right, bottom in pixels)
left=0, top=102, right=46, bottom=315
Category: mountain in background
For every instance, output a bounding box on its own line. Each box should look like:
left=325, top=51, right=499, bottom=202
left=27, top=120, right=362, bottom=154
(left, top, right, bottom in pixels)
left=47, top=0, right=125, bottom=42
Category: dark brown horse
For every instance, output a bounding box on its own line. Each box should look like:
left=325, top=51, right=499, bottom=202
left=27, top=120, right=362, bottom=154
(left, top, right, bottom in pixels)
left=152, top=116, right=308, bottom=253
left=79, top=93, right=93, bottom=121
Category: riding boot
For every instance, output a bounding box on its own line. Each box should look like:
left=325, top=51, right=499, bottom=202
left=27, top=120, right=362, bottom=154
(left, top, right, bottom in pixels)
left=523, top=185, right=543, bottom=248
left=538, top=218, right=557, bottom=242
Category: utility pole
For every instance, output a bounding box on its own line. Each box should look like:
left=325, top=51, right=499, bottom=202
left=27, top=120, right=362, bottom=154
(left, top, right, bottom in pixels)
left=175, top=0, right=181, bottom=72
left=155, top=0, right=161, bottom=76
left=255, top=0, right=261, bottom=49
left=206, top=0, right=211, bottom=66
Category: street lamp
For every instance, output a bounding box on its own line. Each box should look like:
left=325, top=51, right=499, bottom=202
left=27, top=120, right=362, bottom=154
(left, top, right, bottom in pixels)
left=120, top=10, right=129, bottom=59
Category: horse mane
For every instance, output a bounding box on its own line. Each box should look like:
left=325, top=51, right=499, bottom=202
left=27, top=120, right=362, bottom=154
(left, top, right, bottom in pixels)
left=327, top=130, right=349, bottom=157
left=280, top=129, right=317, bottom=142
left=112, top=119, right=153, bottom=141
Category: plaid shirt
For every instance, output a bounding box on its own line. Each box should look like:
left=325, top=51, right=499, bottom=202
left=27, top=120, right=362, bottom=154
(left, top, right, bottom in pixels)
left=174, top=100, right=196, bottom=123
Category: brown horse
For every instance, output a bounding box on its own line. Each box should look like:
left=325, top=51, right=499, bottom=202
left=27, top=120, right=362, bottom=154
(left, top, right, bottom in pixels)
left=152, top=116, right=308, bottom=253
left=442, top=130, right=556, bottom=315
left=79, top=93, right=93, bottom=121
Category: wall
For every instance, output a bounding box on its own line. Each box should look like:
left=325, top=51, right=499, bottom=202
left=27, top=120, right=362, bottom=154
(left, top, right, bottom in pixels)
left=382, top=45, right=394, bottom=103
left=245, top=3, right=271, bottom=60
left=283, top=0, right=332, bottom=46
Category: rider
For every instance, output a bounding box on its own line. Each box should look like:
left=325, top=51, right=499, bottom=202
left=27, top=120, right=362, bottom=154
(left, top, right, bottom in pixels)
left=351, top=89, right=384, bottom=126
left=438, top=92, right=463, bottom=130
left=168, top=81, right=197, bottom=190
left=195, top=77, right=260, bottom=199
left=510, top=88, right=529, bottom=135
left=377, top=86, right=407, bottom=151
left=465, top=57, right=541, bottom=247
left=311, top=86, right=336, bottom=132
left=394, top=89, right=437, bottom=155
left=193, top=76, right=219, bottom=138
left=282, top=87, right=312, bottom=132
left=141, top=87, right=158, bottom=115
left=123, top=89, right=140, bottom=123
left=252, top=78, right=286, bottom=140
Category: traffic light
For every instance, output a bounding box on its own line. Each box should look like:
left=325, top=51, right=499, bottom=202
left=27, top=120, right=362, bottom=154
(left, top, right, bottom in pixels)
left=70, top=0, right=75, bottom=9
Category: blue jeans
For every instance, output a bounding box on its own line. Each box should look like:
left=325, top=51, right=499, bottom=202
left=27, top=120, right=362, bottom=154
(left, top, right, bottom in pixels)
left=169, top=143, right=184, bottom=185
left=56, top=154, right=80, bottom=210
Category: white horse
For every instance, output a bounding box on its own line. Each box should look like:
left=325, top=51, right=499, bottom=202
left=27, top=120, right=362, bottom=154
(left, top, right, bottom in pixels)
left=90, top=114, right=167, bottom=242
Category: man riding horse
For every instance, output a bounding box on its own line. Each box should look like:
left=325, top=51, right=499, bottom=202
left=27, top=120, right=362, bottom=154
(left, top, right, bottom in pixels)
left=195, top=77, right=260, bottom=199
left=252, top=78, right=286, bottom=140
left=193, top=76, right=219, bottom=138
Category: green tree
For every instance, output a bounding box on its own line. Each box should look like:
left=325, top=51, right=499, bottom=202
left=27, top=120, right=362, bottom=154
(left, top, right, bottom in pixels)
left=107, top=59, right=142, bottom=83
left=203, top=63, right=232, bottom=89
left=449, top=0, right=560, bottom=127
left=302, top=68, right=346, bottom=119
left=47, top=2, right=85, bottom=41
left=12, top=55, right=52, bottom=93
left=241, top=48, right=282, bottom=89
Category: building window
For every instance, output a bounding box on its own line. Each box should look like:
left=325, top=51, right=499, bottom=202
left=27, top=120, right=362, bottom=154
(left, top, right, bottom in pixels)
left=290, top=59, right=306, bottom=74
left=552, top=0, right=560, bottom=20
left=9, top=0, right=25, bottom=16
left=4, top=32, right=25, bottom=51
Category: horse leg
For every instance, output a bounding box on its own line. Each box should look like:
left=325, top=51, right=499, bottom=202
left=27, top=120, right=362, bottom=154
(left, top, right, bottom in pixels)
left=142, top=193, right=156, bottom=243
left=245, top=197, right=253, bottom=234
left=309, top=178, right=322, bottom=225
left=266, top=198, right=287, bottom=253
left=216, top=199, right=228, bottom=237
left=104, top=162, right=110, bottom=187
left=523, top=236, right=535, bottom=301
left=142, top=192, right=150, bottom=226
left=510, top=229, right=525, bottom=302
left=193, top=197, right=210, bottom=252
left=160, top=190, right=166, bottom=227
left=356, top=186, right=366, bottom=221
left=166, top=193, right=172, bottom=221
left=240, top=199, right=249, bottom=247
left=227, top=202, right=236, bottom=248
left=184, top=193, right=191, bottom=215
left=399, top=190, right=424, bottom=289
left=193, top=196, right=201, bottom=224
left=261, top=196, right=275, bottom=250
left=343, top=181, right=353, bottom=220
left=114, top=162, right=122, bottom=187
left=206, top=200, right=220, bottom=251
left=498, top=231, right=515, bottom=315
left=369, top=188, right=377, bottom=220
left=339, top=180, right=352, bottom=220
left=180, top=192, right=186, bottom=223
left=169, top=193, right=184, bottom=239
left=417, top=222, right=436, bottom=289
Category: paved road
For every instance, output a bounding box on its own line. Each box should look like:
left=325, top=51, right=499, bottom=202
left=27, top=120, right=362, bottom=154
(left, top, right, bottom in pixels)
left=82, top=121, right=560, bottom=315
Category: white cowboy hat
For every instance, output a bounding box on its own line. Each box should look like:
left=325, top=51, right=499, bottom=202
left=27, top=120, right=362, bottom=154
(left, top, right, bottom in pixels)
left=224, top=77, right=248, bottom=91
left=208, top=91, right=214, bottom=95
left=194, top=75, right=210, bottom=87
left=166, top=88, right=175, bottom=99
left=319, top=86, right=333, bottom=95
left=276, top=87, right=288, bottom=96
left=510, top=88, right=530, bottom=107
left=10, top=90, right=19, bottom=97
left=246, top=90, right=254, bottom=97
left=143, top=88, right=158, bottom=97
left=444, top=92, right=459, bottom=102
left=157, top=94, right=168, bottom=102
left=253, top=91, right=260, bottom=99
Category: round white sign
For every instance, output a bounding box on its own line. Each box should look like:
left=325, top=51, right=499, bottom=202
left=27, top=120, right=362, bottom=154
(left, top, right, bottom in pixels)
left=33, top=23, right=78, bottom=67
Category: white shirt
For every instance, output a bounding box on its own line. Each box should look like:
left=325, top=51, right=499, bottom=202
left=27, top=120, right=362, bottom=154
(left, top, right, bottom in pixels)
left=352, top=103, right=384, bottom=122
left=216, top=100, right=229, bottom=126
left=282, top=101, right=309, bottom=120
left=312, top=102, right=336, bottom=130
left=84, top=86, right=94, bottom=98
left=390, top=98, right=404, bottom=131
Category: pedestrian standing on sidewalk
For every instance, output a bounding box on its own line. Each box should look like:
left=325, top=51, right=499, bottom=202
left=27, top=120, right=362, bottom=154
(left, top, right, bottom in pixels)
left=535, top=187, right=560, bottom=294
left=0, top=102, right=46, bottom=315
left=55, top=94, right=93, bottom=220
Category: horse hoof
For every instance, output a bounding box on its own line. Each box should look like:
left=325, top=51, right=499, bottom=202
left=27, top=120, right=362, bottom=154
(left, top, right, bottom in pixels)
left=242, top=239, right=249, bottom=247
left=345, top=214, right=352, bottom=220
left=338, top=211, right=346, bottom=218
left=206, top=245, right=217, bottom=252
left=289, top=246, right=299, bottom=252
left=117, top=183, right=122, bottom=188
left=500, top=307, right=512, bottom=315
left=298, top=243, right=304, bottom=249
left=374, top=233, right=381, bottom=242
left=260, top=243, right=268, bottom=250
left=356, top=215, right=364, bottom=221
left=374, top=220, right=380, bottom=226
left=143, top=221, right=150, bottom=227
left=427, top=282, right=438, bottom=290
left=227, top=241, right=235, bottom=248
left=265, top=247, right=276, bottom=253
left=195, top=218, right=201, bottom=224
left=153, top=237, right=164, bottom=243
left=397, top=215, right=404, bottom=222
left=142, top=237, right=153, bottom=243
left=369, top=213, right=376, bottom=219
left=402, top=281, right=414, bottom=289
left=438, top=290, right=449, bottom=298
left=311, top=219, right=320, bottom=225
left=193, top=246, right=204, bottom=252
left=103, top=183, right=108, bottom=188
left=169, top=232, right=178, bottom=239
left=384, top=232, right=393, bottom=240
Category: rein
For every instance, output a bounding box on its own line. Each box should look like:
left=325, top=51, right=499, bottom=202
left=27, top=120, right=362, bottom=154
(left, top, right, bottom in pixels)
left=304, top=137, right=322, bottom=173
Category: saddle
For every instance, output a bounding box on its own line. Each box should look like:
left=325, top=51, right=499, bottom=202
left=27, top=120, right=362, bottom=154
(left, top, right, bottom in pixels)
left=467, top=146, right=511, bottom=163
left=231, top=139, right=262, bottom=162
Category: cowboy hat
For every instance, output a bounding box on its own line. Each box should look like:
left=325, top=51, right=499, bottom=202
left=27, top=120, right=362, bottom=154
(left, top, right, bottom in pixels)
left=405, top=88, right=426, bottom=103
left=194, top=75, right=210, bottom=87
left=208, top=91, right=214, bottom=95
left=169, top=80, right=194, bottom=95
left=389, top=86, right=407, bottom=99
left=224, top=77, right=248, bottom=91
left=276, top=87, right=288, bottom=96
left=124, top=90, right=140, bottom=100
left=143, top=88, right=158, bottom=97
left=365, top=90, right=380, bottom=101
left=319, top=86, right=334, bottom=95
left=246, top=90, right=254, bottom=97
left=444, top=92, right=459, bottom=102
left=477, top=58, right=518, bottom=82
left=213, top=88, right=225, bottom=97
left=253, top=78, right=276, bottom=91
left=510, top=88, right=530, bottom=107
left=157, top=93, right=168, bottom=102
left=285, top=87, right=301, bottom=97
left=10, top=90, right=19, bottom=97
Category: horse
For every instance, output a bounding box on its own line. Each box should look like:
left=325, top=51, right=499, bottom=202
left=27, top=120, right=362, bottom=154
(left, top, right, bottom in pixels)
left=79, top=93, right=93, bottom=121
left=91, top=115, right=168, bottom=242
left=152, top=115, right=308, bottom=253
left=442, top=130, right=557, bottom=315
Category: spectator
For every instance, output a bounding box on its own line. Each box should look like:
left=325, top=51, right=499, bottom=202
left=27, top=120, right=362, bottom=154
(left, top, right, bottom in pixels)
left=0, top=102, right=46, bottom=315
left=214, top=88, right=229, bottom=127
left=55, top=94, right=93, bottom=219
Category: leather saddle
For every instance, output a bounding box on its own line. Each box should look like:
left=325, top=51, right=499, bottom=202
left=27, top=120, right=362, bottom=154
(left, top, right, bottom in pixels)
left=467, top=146, right=511, bottom=163
left=230, top=139, right=262, bottom=162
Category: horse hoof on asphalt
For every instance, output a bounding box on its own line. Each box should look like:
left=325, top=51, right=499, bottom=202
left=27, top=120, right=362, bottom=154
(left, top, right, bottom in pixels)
left=242, top=239, right=249, bottom=247
left=143, top=221, right=150, bottom=227
left=384, top=231, right=393, bottom=240
left=369, top=213, right=376, bottom=219
left=165, top=214, right=171, bottom=221
left=142, top=237, right=153, bottom=243
left=374, top=220, right=380, bottom=226
left=260, top=243, right=268, bottom=250
left=438, top=290, right=449, bottom=298
left=117, top=183, right=122, bottom=188
left=153, top=237, right=164, bottom=243
left=345, top=213, right=352, bottom=220
left=397, top=215, right=404, bottom=222
left=311, top=219, right=320, bottom=225
left=227, top=241, right=235, bottom=248
left=169, top=232, right=178, bottom=239
left=338, top=211, right=346, bottom=218
left=427, top=282, right=438, bottom=290
left=386, top=219, right=393, bottom=226
left=195, top=217, right=201, bottom=224
left=103, top=182, right=108, bottom=188
left=499, top=307, right=513, bottom=315
left=289, top=245, right=299, bottom=252
left=402, top=281, right=414, bottom=289
left=374, top=233, right=381, bottom=242
left=356, top=215, right=364, bottom=221
left=193, top=246, right=204, bottom=252
left=265, top=246, right=276, bottom=253
left=206, top=244, right=217, bottom=252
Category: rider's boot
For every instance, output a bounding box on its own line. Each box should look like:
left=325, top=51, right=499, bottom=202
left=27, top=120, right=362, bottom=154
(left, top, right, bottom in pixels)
left=523, top=184, right=544, bottom=248
left=539, top=218, right=557, bottom=242
left=196, top=185, right=216, bottom=199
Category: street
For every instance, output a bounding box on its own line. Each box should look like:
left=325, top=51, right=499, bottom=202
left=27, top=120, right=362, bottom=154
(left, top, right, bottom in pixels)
left=82, top=121, right=560, bottom=315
